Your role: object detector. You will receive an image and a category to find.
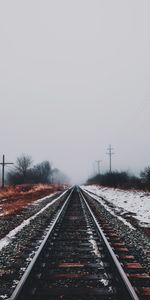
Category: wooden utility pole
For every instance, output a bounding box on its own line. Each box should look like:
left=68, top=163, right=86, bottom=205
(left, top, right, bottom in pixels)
left=95, top=160, right=102, bottom=174
left=0, top=155, right=14, bottom=188
left=106, top=145, right=114, bottom=173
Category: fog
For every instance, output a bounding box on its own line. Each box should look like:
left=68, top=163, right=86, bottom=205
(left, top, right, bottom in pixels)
left=0, top=1, right=150, bottom=183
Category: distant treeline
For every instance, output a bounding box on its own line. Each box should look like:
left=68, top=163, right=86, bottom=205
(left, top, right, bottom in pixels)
left=7, top=154, right=69, bottom=185
left=87, top=167, right=150, bottom=190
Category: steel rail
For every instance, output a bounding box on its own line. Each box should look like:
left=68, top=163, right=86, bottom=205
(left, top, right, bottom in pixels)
left=9, top=188, right=74, bottom=300
left=79, top=189, right=139, bottom=300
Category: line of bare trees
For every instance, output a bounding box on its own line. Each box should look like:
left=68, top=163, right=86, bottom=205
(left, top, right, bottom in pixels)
left=87, top=167, right=150, bottom=190
left=7, top=154, right=69, bottom=185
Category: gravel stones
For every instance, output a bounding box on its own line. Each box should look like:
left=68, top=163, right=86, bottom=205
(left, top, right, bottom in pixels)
left=86, top=193, right=150, bottom=275
left=0, top=192, right=66, bottom=299
left=0, top=192, right=62, bottom=239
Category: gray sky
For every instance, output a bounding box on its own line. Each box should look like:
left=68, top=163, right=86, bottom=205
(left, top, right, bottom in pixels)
left=0, top=0, right=150, bottom=183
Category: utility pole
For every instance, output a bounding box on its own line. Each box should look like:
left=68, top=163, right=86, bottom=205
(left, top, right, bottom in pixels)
left=0, top=155, right=14, bottom=188
left=95, top=160, right=102, bottom=175
left=106, top=145, right=114, bottom=173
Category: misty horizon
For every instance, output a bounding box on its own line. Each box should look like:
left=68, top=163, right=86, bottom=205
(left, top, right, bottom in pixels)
left=1, top=1, right=150, bottom=184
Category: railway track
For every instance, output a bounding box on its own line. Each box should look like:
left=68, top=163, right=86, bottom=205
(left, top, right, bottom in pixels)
left=8, top=187, right=150, bottom=300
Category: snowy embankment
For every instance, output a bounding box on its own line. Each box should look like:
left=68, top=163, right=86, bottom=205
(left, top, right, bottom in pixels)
left=81, top=185, right=150, bottom=228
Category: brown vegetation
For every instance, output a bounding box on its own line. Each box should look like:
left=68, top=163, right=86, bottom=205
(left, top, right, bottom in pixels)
left=0, top=184, right=66, bottom=216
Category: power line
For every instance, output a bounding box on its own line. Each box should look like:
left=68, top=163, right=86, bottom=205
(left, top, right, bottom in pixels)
left=106, top=145, right=114, bottom=173
left=0, top=155, right=14, bottom=188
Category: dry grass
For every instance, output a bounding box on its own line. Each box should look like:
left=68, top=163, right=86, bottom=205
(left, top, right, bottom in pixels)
left=0, top=184, right=67, bottom=216
left=0, top=184, right=65, bottom=198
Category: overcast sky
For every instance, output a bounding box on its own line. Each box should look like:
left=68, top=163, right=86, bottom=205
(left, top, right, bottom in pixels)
left=0, top=1, right=150, bottom=183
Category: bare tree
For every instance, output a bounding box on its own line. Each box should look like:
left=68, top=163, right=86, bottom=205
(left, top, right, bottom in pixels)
left=32, top=161, right=52, bottom=183
left=7, top=154, right=68, bottom=186
left=7, top=154, right=33, bottom=184
left=15, top=154, right=33, bottom=178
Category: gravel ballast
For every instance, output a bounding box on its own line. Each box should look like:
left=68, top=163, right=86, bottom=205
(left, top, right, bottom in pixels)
left=0, top=191, right=68, bottom=299
left=82, top=189, right=150, bottom=275
left=0, top=191, right=63, bottom=239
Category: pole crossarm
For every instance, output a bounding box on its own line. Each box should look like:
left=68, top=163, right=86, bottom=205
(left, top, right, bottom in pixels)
left=0, top=163, right=14, bottom=165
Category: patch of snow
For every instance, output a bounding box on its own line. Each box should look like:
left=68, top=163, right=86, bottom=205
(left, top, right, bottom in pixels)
left=31, top=192, right=57, bottom=205
left=82, top=188, right=135, bottom=230
left=0, top=295, right=8, bottom=299
left=0, top=198, right=7, bottom=203
left=81, top=185, right=150, bottom=228
left=0, top=190, right=67, bottom=251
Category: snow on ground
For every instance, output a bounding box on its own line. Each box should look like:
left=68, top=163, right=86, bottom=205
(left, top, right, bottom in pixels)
left=31, top=192, right=57, bottom=205
left=81, top=185, right=150, bottom=228
left=0, top=189, right=67, bottom=251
